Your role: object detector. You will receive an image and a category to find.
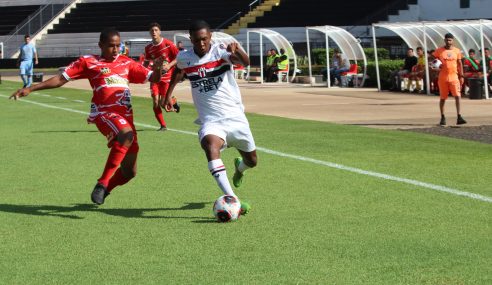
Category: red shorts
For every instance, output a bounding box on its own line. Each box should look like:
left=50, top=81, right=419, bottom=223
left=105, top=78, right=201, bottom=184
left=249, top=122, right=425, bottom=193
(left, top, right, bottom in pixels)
left=150, top=81, right=170, bottom=97
left=438, top=79, right=461, bottom=100
left=93, top=113, right=139, bottom=153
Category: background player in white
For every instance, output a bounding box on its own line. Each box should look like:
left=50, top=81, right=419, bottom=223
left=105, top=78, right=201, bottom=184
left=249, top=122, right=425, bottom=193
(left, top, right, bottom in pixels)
left=162, top=20, right=257, bottom=200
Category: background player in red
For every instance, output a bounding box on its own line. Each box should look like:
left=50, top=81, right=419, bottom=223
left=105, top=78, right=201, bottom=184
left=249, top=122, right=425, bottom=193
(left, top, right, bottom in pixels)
left=10, top=28, right=162, bottom=205
left=143, top=22, right=180, bottom=131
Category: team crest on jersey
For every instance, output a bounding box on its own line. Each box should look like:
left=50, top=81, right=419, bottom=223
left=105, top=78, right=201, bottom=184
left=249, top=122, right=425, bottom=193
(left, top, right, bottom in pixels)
left=198, top=67, right=207, bottom=78
left=447, top=52, right=452, bottom=58
left=100, top=67, right=111, bottom=75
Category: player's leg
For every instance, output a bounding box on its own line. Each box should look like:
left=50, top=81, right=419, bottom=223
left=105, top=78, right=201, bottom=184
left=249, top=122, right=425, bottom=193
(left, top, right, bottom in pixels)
left=226, top=118, right=257, bottom=188
left=107, top=150, right=138, bottom=193
left=26, top=61, right=33, bottom=87
left=200, top=133, right=236, bottom=197
left=161, top=82, right=180, bottom=113
left=151, top=83, right=167, bottom=130
left=438, top=79, right=449, bottom=125
left=92, top=114, right=135, bottom=204
left=233, top=149, right=257, bottom=188
left=450, top=80, right=467, bottom=124
left=19, top=62, right=28, bottom=88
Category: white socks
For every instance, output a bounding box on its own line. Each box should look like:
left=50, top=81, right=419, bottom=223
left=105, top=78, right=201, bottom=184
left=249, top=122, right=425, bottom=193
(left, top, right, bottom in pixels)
left=208, top=159, right=235, bottom=197
left=237, top=160, right=250, bottom=173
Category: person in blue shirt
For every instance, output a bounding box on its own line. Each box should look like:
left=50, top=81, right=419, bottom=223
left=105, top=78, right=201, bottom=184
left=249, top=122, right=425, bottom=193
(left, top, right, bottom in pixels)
left=17, top=35, right=38, bottom=88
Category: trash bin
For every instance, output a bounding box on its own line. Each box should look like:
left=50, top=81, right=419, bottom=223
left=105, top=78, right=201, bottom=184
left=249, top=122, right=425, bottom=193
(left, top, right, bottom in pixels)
left=468, top=78, right=483, bottom=99
left=33, top=72, right=43, bottom=83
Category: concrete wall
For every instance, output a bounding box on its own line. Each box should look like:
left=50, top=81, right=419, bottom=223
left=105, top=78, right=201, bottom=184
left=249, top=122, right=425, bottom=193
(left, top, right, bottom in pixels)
left=0, top=0, right=145, bottom=7
left=388, top=0, right=491, bottom=22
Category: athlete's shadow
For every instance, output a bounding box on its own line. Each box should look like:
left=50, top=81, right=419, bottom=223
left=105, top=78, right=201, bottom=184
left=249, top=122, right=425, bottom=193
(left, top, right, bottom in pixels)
left=31, top=129, right=149, bottom=134
left=0, top=202, right=210, bottom=220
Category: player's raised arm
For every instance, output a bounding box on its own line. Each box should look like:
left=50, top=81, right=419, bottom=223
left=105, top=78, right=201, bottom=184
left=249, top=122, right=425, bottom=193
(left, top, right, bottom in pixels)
left=161, top=66, right=185, bottom=110
left=9, top=74, right=68, bottom=100
left=227, top=42, right=250, bottom=67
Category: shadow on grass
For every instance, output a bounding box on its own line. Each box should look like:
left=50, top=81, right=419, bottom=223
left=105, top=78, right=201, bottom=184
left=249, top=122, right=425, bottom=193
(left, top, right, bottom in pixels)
left=0, top=202, right=210, bottom=220
left=31, top=129, right=149, bottom=134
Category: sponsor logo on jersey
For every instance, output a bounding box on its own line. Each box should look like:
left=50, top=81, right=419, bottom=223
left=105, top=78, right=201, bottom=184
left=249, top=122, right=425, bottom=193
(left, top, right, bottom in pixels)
left=104, top=76, right=129, bottom=86
left=191, top=76, right=223, bottom=93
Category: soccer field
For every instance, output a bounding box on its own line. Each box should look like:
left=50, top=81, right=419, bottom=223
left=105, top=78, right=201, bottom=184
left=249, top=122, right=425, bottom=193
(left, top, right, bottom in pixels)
left=0, top=80, right=491, bottom=284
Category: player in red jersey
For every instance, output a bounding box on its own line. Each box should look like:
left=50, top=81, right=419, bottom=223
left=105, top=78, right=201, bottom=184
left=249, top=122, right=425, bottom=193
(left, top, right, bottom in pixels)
left=143, top=22, right=180, bottom=131
left=10, top=28, right=163, bottom=205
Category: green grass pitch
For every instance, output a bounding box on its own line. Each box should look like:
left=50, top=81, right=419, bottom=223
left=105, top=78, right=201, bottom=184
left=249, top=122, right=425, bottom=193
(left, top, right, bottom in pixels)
left=0, top=80, right=491, bottom=284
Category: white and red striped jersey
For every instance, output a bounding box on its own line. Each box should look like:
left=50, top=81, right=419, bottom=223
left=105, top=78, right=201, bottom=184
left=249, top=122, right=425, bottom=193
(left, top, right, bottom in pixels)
left=177, top=43, right=244, bottom=124
left=62, top=54, right=152, bottom=121
left=144, top=38, right=179, bottom=82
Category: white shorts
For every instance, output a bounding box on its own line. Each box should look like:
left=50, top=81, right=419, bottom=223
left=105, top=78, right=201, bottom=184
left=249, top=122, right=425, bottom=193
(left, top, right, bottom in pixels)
left=198, top=116, right=256, bottom=153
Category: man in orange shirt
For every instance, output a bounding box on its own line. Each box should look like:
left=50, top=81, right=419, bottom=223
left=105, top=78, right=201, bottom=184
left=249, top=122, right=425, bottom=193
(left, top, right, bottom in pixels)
left=432, top=33, right=467, bottom=126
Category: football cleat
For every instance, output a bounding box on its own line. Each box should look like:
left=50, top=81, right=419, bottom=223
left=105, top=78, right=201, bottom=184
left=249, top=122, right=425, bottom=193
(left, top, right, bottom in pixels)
left=91, top=183, right=109, bottom=205
left=233, top=157, right=244, bottom=188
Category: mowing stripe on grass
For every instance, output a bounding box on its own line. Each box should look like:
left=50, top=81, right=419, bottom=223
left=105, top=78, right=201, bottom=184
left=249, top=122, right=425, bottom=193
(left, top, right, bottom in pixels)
left=2, top=94, right=492, bottom=204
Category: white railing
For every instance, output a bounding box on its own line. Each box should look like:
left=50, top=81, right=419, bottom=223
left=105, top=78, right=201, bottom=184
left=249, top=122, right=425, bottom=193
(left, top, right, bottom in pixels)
left=3, top=0, right=76, bottom=58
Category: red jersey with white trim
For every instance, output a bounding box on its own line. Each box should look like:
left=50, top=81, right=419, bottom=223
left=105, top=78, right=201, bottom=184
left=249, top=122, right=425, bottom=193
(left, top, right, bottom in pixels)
left=177, top=43, right=244, bottom=124
left=144, top=38, right=179, bottom=82
left=62, top=54, right=152, bottom=122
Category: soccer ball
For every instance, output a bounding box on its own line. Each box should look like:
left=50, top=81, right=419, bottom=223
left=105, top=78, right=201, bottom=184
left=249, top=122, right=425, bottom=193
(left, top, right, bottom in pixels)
left=430, top=59, right=442, bottom=69
left=213, top=195, right=241, bottom=222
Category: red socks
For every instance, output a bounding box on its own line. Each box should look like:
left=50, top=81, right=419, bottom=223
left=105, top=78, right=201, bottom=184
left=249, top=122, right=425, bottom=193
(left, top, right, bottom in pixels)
left=98, top=142, right=129, bottom=187
left=107, top=168, right=132, bottom=192
left=153, top=106, right=166, bottom=127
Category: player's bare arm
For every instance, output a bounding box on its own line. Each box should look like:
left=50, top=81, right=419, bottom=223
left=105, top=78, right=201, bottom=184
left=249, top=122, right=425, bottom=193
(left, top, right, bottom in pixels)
left=9, top=74, right=68, bottom=100
left=457, top=58, right=464, bottom=84
left=150, top=57, right=164, bottom=83
left=227, top=43, right=250, bottom=66
left=161, top=67, right=185, bottom=110
left=162, top=58, right=178, bottom=74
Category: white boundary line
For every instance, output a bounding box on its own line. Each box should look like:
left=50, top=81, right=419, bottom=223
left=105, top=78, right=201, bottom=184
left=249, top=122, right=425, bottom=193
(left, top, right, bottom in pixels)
left=2, top=94, right=491, bottom=204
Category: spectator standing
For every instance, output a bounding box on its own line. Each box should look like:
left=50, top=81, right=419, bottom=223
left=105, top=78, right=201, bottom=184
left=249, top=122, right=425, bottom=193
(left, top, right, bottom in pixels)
left=17, top=35, right=38, bottom=88
left=433, top=33, right=466, bottom=126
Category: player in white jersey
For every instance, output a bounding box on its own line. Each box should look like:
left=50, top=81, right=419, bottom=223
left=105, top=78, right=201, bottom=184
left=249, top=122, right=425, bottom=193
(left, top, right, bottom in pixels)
left=162, top=20, right=257, bottom=202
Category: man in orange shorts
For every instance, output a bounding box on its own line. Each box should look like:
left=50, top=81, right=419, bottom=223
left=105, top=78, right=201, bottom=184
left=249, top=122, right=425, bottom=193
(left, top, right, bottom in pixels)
left=433, top=33, right=467, bottom=126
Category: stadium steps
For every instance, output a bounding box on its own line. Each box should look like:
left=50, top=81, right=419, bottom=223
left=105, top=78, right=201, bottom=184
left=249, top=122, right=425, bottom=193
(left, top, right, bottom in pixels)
left=34, top=30, right=185, bottom=58
left=9, top=0, right=82, bottom=58
left=224, top=0, right=280, bottom=35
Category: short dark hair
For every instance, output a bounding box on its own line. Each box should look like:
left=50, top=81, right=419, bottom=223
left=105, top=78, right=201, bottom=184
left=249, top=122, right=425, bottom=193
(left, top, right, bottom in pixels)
left=24, top=34, right=30, bottom=39
left=445, top=33, right=454, bottom=39
left=416, top=46, right=423, bottom=51
left=189, top=20, right=210, bottom=34
left=99, top=27, right=120, bottom=43
left=485, top=48, right=490, bottom=51
left=469, top=48, right=476, bottom=54
left=407, top=48, right=414, bottom=52
left=149, top=22, right=161, bottom=30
